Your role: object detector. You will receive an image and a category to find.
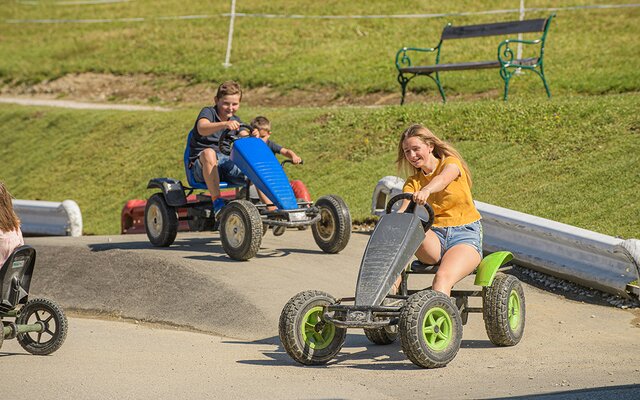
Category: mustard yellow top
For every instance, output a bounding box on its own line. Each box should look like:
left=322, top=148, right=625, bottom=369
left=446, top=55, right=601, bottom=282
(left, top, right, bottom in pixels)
left=402, top=156, right=481, bottom=227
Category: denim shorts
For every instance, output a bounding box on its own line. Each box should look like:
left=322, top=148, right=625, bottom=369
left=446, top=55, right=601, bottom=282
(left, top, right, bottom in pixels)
left=431, top=220, right=483, bottom=258
left=191, top=151, right=246, bottom=186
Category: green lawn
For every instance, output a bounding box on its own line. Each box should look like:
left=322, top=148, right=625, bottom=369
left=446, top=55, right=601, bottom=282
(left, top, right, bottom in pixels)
left=1, top=93, right=638, bottom=238
left=1, top=1, right=639, bottom=97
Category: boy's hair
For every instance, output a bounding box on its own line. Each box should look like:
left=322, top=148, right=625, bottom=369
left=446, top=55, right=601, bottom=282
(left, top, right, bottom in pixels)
left=0, top=181, right=20, bottom=232
left=215, top=80, right=242, bottom=100
left=250, top=116, right=271, bottom=131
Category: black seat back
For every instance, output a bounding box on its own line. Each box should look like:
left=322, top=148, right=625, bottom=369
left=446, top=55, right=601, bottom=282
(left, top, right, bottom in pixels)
left=441, top=18, right=548, bottom=40
left=0, top=245, right=36, bottom=312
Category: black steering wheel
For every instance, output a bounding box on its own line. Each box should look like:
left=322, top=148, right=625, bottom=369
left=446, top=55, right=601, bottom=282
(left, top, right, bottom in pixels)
left=217, top=123, right=253, bottom=156
left=281, top=159, right=304, bottom=167
left=385, top=192, right=435, bottom=231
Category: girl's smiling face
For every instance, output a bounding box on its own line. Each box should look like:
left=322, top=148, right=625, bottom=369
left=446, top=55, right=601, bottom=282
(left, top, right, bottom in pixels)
left=402, top=136, right=434, bottom=170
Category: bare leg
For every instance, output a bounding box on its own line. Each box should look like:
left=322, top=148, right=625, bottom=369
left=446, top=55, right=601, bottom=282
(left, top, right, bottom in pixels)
left=199, top=148, right=220, bottom=201
left=393, top=230, right=442, bottom=292
left=431, top=244, right=481, bottom=296
left=256, top=189, right=277, bottom=211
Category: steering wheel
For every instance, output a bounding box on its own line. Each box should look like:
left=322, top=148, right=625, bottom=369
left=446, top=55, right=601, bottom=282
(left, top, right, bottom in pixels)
left=384, top=192, right=435, bottom=231
left=281, top=159, right=304, bottom=167
left=217, top=123, right=253, bottom=156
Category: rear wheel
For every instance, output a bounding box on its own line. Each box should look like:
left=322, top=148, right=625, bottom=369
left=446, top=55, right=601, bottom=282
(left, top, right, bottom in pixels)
left=483, top=273, right=525, bottom=346
left=279, top=290, right=346, bottom=365
left=16, top=298, right=68, bottom=355
left=219, top=200, right=262, bottom=260
left=311, top=195, right=351, bottom=254
left=399, top=290, right=462, bottom=368
left=145, top=193, right=178, bottom=247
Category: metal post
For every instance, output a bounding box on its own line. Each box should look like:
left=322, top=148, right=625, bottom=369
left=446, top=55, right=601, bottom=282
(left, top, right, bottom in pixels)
left=223, top=0, right=237, bottom=68
left=516, top=0, right=524, bottom=74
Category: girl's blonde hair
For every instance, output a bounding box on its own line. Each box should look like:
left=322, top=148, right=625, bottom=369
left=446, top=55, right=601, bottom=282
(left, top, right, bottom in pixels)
left=396, top=124, right=473, bottom=187
left=0, top=181, right=20, bottom=232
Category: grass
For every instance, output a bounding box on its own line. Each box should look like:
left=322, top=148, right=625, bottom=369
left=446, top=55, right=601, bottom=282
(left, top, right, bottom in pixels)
left=0, top=93, right=638, bottom=238
left=1, top=1, right=639, bottom=97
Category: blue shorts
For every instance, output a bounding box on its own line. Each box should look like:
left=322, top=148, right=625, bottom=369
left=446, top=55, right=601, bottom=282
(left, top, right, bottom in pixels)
left=191, top=151, right=246, bottom=186
left=432, top=220, right=483, bottom=258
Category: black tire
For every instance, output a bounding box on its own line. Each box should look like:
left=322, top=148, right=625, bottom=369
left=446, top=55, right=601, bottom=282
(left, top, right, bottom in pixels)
left=399, top=290, right=462, bottom=368
left=145, top=193, right=178, bottom=247
left=311, top=195, right=351, bottom=254
left=187, top=207, right=214, bottom=232
left=16, top=298, right=68, bottom=355
left=364, top=325, right=398, bottom=345
left=483, top=273, right=526, bottom=346
left=279, top=290, right=346, bottom=365
left=218, top=200, right=263, bottom=260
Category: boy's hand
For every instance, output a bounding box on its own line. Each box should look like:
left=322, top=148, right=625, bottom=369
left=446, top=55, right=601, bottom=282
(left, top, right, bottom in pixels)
left=226, top=120, right=240, bottom=131
left=250, top=128, right=260, bottom=138
left=292, top=155, right=302, bottom=164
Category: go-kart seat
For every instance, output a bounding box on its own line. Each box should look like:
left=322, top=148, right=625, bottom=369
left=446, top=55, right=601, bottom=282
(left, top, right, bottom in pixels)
left=0, top=245, right=35, bottom=313
left=184, top=130, right=233, bottom=191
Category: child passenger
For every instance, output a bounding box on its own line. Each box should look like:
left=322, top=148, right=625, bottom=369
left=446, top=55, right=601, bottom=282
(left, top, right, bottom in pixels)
left=396, top=124, right=482, bottom=296
left=250, top=116, right=302, bottom=164
left=0, top=181, right=24, bottom=266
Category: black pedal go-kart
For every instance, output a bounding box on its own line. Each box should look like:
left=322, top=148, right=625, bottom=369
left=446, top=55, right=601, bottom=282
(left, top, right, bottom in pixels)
left=145, top=125, right=351, bottom=260
left=1, top=245, right=68, bottom=355
left=279, top=193, right=525, bottom=368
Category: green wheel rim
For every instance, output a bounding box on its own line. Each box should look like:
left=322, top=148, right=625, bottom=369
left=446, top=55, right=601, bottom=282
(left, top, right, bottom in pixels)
left=301, top=306, right=335, bottom=350
left=422, top=307, right=452, bottom=351
left=508, top=289, right=521, bottom=330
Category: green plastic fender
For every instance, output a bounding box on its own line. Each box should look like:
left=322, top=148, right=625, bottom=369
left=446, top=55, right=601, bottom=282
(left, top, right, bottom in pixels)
left=474, top=251, right=514, bottom=287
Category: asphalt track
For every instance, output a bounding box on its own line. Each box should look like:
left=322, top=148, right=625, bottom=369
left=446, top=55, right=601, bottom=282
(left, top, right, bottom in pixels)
left=1, top=230, right=639, bottom=399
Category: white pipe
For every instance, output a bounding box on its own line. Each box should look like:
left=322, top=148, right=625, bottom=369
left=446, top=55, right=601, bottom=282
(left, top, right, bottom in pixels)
left=223, top=0, right=237, bottom=68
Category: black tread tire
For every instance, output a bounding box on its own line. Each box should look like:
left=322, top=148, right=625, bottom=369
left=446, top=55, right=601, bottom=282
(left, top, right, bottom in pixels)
left=278, top=290, right=346, bottom=365
left=187, top=208, right=215, bottom=232
left=219, top=200, right=263, bottom=260
left=16, top=298, right=68, bottom=355
left=483, top=273, right=526, bottom=346
left=311, top=195, right=351, bottom=254
left=145, top=193, right=178, bottom=247
left=364, top=325, right=398, bottom=345
left=399, top=290, right=462, bottom=368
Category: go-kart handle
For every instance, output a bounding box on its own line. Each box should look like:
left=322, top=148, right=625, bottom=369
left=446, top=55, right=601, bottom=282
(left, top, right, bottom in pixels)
left=281, top=159, right=304, bottom=167
left=217, top=123, right=253, bottom=156
left=385, top=192, right=435, bottom=231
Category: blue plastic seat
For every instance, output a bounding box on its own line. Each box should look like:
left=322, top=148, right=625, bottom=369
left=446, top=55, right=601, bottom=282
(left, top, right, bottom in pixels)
left=184, top=131, right=232, bottom=191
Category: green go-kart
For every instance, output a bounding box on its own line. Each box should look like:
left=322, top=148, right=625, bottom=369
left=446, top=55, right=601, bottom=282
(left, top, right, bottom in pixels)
left=279, top=193, right=525, bottom=368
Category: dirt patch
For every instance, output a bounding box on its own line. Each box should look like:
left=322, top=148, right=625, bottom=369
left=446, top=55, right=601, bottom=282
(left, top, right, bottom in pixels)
left=0, top=72, right=492, bottom=108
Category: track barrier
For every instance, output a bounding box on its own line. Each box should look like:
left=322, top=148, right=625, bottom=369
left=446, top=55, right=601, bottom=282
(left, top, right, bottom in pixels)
left=13, top=199, right=83, bottom=237
left=372, top=176, right=640, bottom=299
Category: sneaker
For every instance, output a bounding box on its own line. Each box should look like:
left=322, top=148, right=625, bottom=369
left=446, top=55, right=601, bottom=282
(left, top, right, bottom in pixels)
left=212, top=197, right=227, bottom=214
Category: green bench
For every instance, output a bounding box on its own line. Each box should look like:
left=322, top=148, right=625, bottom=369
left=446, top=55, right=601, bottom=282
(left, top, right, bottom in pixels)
left=395, top=14, right=555, bottom=103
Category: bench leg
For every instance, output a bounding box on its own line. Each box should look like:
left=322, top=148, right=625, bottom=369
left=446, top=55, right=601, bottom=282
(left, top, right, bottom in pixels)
left=398, top=74, right=409, bottom=105
left=434, top=72, right=446, bottom=103
left=538, top=64, right=552, bottom=98
left=500, top=67, right=512, bottom=101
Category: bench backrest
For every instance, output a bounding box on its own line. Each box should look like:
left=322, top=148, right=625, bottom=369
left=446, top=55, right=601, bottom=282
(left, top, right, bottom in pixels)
left=441, top=17, right=549, bottom=40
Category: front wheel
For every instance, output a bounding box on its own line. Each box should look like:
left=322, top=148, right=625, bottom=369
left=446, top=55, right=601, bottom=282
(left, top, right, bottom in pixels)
left=311, top=195, right=351, bottom=254
left=145, top=193, right=178, bottom=247
left=218, top=200, right=263, bottom=260
left=483, top=273, right=526, bottom=346
left=399, top=290, right=462, bottom=368
left=16, top=298, right=68, bottom=355
left=279, top=290, right=346, bottom=365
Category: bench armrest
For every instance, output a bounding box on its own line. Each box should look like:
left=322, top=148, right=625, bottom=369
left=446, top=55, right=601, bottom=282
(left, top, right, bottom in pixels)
left=497, top=38, right=542, bottom=66
left=395, top=45, right=439, bottom=70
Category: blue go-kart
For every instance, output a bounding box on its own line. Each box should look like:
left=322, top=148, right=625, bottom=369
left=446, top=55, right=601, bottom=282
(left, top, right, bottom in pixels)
left=1, top=245, right=68, bottom=355
left=279, top=193, right=525, bottom=368
left=144, top=126, right=352, bottom=260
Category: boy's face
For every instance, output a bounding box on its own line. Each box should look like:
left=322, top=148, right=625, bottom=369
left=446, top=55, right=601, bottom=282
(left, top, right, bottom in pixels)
left=257, top=129, right=271, bottom=141
left=214, top=94, right=241, bottom=121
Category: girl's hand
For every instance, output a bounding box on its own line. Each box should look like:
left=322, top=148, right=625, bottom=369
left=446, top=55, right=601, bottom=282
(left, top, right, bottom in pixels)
left=412, top=188, right=431, bottom=205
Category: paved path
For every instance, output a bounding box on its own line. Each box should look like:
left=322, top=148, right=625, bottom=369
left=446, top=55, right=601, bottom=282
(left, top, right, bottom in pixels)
left=0, top=230, right=637, bottom=399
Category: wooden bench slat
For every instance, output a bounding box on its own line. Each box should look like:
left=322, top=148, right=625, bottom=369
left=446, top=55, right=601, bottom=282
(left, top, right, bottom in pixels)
left=441, top=18, right=547, bottom=40
left=399, top=57, right=538, bottom=74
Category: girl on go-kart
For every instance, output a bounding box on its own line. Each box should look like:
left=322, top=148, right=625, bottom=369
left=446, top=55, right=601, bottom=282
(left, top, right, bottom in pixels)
left=396, top=124, right=482, bottom=296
